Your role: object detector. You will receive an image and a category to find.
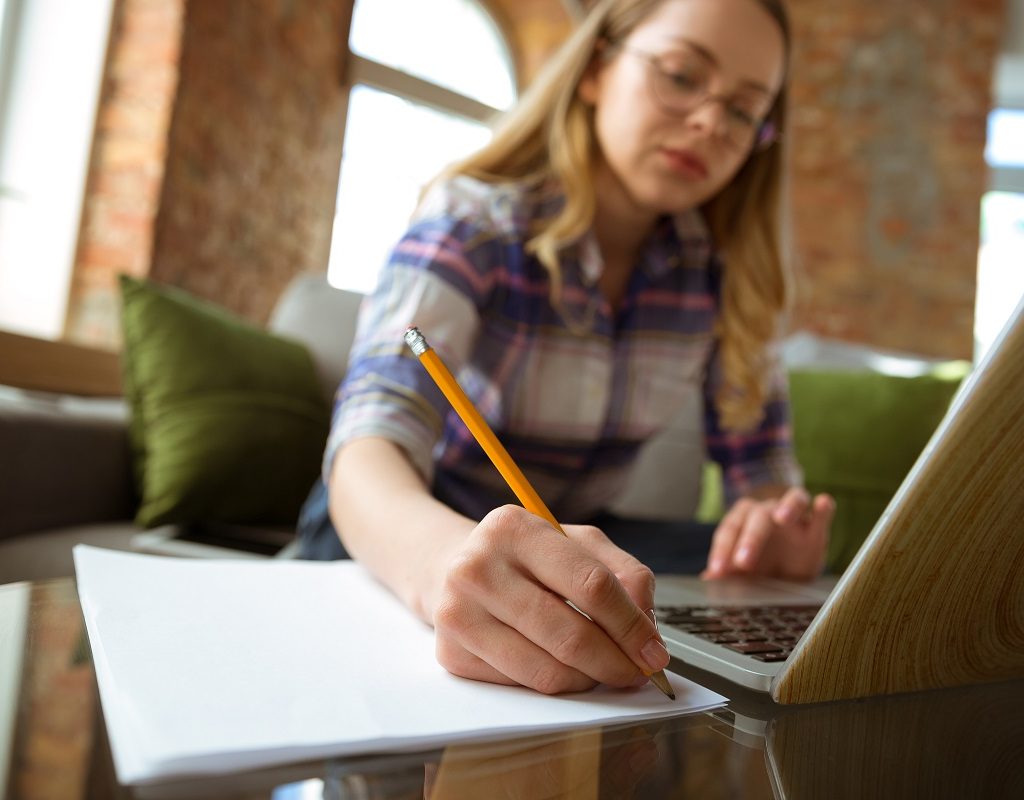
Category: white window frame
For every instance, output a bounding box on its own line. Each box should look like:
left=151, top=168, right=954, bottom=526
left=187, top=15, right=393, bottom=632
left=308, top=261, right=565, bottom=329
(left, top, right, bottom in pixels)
left=340, top=0, right=518, bottom=134
left=347, top=55, right=501, bottom=125
left=328, top=0, right=518, bottom=293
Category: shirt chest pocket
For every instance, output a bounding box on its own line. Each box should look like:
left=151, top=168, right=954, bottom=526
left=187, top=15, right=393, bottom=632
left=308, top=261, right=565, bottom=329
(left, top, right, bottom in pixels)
left=620, top=334, right=714, bottom=437
left=505, top=340, right=613, bottom=440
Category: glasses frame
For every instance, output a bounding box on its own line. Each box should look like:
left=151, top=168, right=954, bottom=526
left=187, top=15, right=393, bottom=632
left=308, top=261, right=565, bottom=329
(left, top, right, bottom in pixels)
left=616, top=45, right=781, bottom=153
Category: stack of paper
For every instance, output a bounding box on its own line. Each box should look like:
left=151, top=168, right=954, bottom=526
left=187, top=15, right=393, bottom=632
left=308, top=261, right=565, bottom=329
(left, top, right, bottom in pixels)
left=73, top=546, right=725, bottom=785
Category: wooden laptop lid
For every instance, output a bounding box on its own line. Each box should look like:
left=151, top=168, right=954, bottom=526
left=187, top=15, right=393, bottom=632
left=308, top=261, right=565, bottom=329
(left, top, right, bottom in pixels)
left=771, top=299, right=1024, bottom=704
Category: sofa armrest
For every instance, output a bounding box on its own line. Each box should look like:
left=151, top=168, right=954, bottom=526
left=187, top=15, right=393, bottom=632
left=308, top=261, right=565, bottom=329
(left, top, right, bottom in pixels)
left=0, top=389, right=136, bottom=539
left=0, top=329, right=121, bottom=396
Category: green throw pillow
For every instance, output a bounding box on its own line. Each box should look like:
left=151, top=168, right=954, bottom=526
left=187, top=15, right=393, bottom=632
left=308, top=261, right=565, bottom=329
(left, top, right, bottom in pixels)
left=119, top=275, right=329, bottom=528
left=693, top=364, right=968, bottom=573
left=788, top=366, right=967, bottom=572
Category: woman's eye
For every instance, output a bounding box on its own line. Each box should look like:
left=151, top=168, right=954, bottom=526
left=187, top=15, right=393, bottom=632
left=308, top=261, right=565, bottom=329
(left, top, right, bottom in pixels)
left=667, top=70, right=702, bottom=91
left=726, top=105, right=758, bottom=127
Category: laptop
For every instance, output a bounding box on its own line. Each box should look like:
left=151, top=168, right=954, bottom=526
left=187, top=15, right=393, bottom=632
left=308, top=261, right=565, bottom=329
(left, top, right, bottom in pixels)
left=652, top=294, right=1024, bottom=704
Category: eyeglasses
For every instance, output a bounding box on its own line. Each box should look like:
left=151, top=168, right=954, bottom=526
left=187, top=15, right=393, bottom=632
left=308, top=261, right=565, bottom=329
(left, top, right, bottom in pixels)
left=620, top=46, right=780, bottom=152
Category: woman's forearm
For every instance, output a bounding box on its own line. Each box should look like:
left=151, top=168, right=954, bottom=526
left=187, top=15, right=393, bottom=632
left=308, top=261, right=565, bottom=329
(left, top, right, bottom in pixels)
left=327, top=436, right=475, bottom=624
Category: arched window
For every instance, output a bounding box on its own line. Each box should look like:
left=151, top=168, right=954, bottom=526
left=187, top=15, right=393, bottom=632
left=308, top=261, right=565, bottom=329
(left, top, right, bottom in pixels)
left=328, top=0, right=517, bottom=294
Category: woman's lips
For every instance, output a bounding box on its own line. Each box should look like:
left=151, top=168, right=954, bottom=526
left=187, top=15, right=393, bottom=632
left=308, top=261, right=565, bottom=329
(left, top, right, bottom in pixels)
left=661, top=149, right=708, bottom=180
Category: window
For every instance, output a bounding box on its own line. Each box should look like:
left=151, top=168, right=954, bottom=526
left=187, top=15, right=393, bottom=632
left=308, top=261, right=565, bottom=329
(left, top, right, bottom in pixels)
left=985, top=108, right=1024, bottom=169
left=975, top=109, right=1024, bottom=359
left=327, top=0, right=516, bottom=294
left=0, top=0, right=115, bottom=339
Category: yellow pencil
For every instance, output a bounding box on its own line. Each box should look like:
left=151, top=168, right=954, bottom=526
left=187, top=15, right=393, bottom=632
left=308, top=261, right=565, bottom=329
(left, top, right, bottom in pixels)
left=404, top=326, right=675, bottom=701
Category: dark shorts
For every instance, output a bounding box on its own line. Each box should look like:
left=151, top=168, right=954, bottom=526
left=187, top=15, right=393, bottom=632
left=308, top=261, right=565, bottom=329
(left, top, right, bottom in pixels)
left=295, top=477, right=716, bottom=575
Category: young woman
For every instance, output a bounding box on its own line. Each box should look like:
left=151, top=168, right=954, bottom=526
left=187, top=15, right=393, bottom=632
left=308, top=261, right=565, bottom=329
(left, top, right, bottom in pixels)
left=305, top=0, right=834, bottom=695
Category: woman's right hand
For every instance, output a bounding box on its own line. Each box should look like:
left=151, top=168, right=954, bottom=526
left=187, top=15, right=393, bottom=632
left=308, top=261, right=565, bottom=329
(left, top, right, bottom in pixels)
left=427, top=505, right=671, bottom=694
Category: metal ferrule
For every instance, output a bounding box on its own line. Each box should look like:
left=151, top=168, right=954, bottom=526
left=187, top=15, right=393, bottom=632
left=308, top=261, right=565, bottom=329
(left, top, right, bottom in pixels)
left=404, top=326, right=431, bottom=356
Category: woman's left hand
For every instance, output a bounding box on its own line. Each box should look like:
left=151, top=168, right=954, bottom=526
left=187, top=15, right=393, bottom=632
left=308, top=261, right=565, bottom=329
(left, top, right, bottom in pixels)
left=702, top=487, right=835, bottom=581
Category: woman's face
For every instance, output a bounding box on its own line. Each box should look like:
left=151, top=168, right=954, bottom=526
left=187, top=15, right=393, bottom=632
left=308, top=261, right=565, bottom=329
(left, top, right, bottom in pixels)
left=580, top=0, right=786, bottom=220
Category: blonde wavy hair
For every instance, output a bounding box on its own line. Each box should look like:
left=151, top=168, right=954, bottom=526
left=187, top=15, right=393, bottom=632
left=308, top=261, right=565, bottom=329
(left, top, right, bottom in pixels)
left=433, top=0, right=793, bottom=432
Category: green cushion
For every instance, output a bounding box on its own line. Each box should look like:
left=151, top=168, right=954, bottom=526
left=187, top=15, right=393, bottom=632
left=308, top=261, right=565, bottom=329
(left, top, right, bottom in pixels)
left=695, top=461, right=725, bottom=525
left=694, top=364, right=968, bottom=573
left=788, top=366, right=967, bottom=572
left=119, top=275, right=329, bottom=528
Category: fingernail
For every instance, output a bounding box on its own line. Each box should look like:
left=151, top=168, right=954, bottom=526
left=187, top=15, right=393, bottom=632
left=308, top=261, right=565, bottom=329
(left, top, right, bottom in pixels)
left=632, top=672, right=650, bottom=687
left=641, top=636, right=670, bottom=672
left=645, top=608, right=663, bottom=641
left=736, top=547, right=752, bottom=566
left=708, top=557, right=722, bottom=575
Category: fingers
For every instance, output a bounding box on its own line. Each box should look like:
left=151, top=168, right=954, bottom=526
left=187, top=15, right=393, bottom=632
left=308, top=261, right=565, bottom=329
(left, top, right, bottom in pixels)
left=562, top=524, right=657, bottom=614
left=702, top=500, right=748, bottom=578
left=810, top=493, right=836, bottom=535
left=732, top=488, right=810, bottom=571
left=703, top=489, right=835, bottom=581
left=520, top=526, right=668, bottom=679
left=730, top=504, right=775, bottom=573
left=803, top=492, right=835, bottom=575
left=434, top=600, right=598, bottom=694
left=770, top=486, right=812, bottom=527
left=488, top=580, right=649, bottom=688
left=435, top=506, right=663, bottom=693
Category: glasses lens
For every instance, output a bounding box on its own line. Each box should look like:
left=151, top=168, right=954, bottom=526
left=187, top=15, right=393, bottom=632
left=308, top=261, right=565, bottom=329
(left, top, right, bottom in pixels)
left=643, top=49, right=778, bottom=151
left=650, top=57, right=707, bottom=113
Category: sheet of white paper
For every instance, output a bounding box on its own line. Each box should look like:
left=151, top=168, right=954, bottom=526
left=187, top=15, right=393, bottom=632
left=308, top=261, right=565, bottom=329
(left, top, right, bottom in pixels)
left=73, top=545, right=725, bottom=785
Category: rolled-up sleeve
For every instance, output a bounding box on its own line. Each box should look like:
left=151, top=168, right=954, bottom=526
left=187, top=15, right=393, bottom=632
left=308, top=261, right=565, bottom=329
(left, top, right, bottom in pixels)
left=702, top=344, right=803, bottom=504
left=323, top=216, right=497, bottom=484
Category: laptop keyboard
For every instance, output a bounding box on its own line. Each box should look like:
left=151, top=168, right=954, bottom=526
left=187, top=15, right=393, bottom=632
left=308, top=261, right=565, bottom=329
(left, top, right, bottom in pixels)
left=654, top=605, right=820, bottom=663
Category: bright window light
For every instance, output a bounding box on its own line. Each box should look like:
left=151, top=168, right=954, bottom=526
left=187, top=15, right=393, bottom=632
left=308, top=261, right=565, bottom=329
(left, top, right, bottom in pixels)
left=985, top=109, right=1024, bottom=169
left=328, top=0, right=515, bottom=294
left=329, top=87, right=492, bottom=294
left=975, top=191, right=1024, bottom=359
left=349, top=0, right=515, bottom=110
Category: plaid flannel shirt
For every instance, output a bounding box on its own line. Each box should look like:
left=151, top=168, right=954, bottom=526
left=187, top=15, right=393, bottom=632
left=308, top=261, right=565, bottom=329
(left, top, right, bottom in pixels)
left=325, top=176, right=801, bottom=522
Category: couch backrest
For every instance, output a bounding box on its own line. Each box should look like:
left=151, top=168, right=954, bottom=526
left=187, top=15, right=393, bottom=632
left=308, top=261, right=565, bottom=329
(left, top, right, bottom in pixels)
left=268, top=274, right=365, bottom=406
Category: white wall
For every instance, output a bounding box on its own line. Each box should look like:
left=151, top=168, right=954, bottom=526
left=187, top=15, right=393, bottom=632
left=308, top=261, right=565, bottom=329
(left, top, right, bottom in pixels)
left=0, top=0, right=114, bottom=339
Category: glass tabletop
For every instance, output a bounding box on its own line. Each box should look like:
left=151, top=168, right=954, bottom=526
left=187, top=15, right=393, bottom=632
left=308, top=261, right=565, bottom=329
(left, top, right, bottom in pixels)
left=2, top=578, right=1022, bottom=800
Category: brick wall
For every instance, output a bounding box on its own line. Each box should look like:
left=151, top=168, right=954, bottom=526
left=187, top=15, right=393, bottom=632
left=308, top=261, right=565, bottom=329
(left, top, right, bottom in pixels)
left=785, top=0, right=1004, bottom=357
left=66, top=0, right=349, bottom=347
left=65, top=0, right=184, bottom=347
left=484, top=0, right=573, bottom=86
left=146, top=0, right=349, bottom=326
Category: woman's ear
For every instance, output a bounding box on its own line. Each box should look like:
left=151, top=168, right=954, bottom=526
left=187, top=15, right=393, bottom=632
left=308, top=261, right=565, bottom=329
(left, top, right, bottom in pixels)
left=578, top=38, right=614, bottom=106
left=577, top=53, right=605, bottom=106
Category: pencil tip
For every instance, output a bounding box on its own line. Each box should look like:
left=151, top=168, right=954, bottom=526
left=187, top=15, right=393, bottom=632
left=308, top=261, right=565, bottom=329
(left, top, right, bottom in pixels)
left=649, top=669, right=675, bottom=701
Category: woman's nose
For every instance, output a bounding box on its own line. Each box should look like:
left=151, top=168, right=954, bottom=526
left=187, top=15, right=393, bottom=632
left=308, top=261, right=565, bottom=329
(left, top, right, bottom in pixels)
left=684, top=97, right=730, bottom=139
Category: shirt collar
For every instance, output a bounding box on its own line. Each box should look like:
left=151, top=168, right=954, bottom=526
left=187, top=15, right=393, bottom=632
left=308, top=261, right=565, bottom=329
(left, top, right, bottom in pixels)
left=642, top=208, right=713, bottom=277
left=577, top=208, right=714, bottom=287
left=581, top=205, right=716, bottom=284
